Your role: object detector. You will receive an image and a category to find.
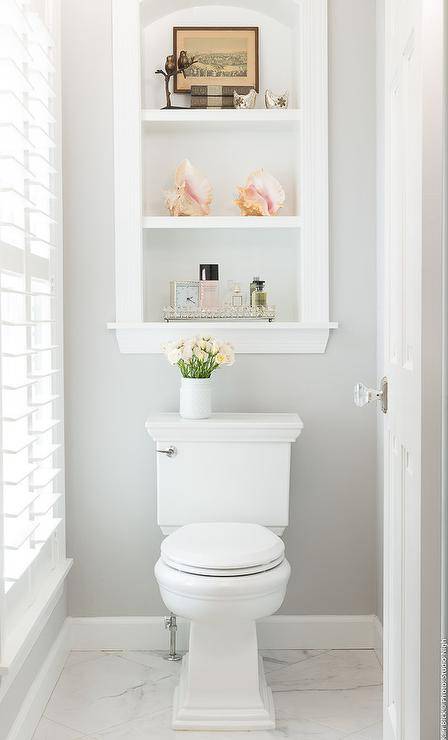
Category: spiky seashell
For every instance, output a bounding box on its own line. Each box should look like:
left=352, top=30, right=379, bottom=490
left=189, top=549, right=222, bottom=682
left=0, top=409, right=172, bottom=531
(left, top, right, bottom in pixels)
left=235, top=169, right=285, bottom=216
left=165, top=159, right=212, bottom=217
left=265, top=89, right=289, bottom=109
left=234, top=89, right=257, bottom=109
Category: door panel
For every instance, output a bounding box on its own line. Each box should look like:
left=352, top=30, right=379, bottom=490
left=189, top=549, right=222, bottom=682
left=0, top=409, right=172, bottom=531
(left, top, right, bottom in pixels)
left=383, top=1, right=422, bottom=738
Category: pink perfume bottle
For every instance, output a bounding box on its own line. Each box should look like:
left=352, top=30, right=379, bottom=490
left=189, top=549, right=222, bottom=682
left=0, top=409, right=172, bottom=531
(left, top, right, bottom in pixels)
left=199, top=264, right=219, bottom=309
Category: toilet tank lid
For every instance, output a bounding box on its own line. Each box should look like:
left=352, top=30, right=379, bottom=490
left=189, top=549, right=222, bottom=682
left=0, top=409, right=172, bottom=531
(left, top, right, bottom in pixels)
left=161, top=522, right=285, bottom=571
left=146, top=413, right=303, bottom=443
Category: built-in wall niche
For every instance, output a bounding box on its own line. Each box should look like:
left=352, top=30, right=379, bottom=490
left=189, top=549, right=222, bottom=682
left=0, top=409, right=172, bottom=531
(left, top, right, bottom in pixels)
left=140, top=5, right=299, bottom=111
left=109, top=0, right=337, bottom=354
left=143, top=230, right=300, bottom=322
left=142, top=121, right=300, bottom=217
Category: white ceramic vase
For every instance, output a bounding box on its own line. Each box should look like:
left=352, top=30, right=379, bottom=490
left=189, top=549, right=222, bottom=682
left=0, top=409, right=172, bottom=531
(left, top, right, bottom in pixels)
left=180, top=378, right=212, bottom=419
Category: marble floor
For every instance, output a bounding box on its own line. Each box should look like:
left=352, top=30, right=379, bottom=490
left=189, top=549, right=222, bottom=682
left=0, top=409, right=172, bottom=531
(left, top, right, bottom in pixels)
left=33, top=649, right=382, bottom=740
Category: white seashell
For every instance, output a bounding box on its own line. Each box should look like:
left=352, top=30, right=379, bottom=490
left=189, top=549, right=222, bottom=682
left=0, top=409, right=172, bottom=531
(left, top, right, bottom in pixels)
left=265, top=89, right=289, bottom=109
left=165, top=159, right=212, bottom=216
left=235, top=168, right=285, bottom=216
left=234, top=89, right=257, bottom=109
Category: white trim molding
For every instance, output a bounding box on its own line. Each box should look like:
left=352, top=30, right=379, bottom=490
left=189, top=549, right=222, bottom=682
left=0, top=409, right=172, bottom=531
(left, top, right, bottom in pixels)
left=371, top=615, right=383, bottom=665
left=69, top=614, right=382, bottom=652
left=6, top=621, right=70, bottom=740
left=0, top=560, right=72, bottom=678
left=108, top=322, right=338, bottom=354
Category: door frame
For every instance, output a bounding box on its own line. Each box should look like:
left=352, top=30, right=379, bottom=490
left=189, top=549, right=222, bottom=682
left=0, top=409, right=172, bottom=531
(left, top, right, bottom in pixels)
left=420, top=0, right=444, bottom=735
left=378, top=0, right=444, bottom=736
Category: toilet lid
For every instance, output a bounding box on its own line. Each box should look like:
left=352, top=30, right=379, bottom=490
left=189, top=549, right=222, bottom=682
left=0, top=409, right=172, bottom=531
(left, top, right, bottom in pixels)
left=160, top=522, right=285, bottom=577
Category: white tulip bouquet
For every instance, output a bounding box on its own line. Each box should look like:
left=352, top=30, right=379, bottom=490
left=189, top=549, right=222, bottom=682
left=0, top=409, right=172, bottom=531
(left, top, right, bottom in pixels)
left=162, top=335, right=235, bottom=378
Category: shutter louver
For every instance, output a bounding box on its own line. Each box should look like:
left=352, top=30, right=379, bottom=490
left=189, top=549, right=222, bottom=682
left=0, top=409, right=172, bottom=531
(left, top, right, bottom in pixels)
left=0, top=0, right=69, bottom=668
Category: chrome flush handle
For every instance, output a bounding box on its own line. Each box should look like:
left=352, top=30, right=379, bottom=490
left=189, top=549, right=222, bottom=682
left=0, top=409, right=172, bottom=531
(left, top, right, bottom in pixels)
left=157, top=446, right=177, bottom=458
left=353, top=377, right=388, bottom=414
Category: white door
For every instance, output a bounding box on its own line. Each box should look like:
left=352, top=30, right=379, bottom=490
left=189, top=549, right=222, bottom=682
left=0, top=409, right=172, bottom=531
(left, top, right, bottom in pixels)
left=356, top=1, right=444, bottom=738
left=383, top=2, right=422, bottom=738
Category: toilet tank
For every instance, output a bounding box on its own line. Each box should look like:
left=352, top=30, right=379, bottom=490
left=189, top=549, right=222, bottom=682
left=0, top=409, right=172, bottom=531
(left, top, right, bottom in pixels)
left=146, top=413, right=303, bottom=535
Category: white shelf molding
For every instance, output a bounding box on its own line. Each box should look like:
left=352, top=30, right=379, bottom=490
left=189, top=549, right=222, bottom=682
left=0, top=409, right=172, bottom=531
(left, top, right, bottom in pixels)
left=142, top=216, right=302, bottom=230
left=108, top=322, right=338, bottom=354
left=110, top=0, right=333, bottom=354
left=300, top=0, right=329, bottom=321
left=112, top=0, right=143, bottom=322
left=141, top=109, right=302, bottom=123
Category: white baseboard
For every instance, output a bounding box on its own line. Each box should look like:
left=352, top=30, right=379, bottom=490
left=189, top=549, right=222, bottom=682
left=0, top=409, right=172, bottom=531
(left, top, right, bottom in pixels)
left=371, top=615, right=383, bottom=665
left=69, top=614, right=383, bottom=653
left=6, top=621, right=70, bottom=740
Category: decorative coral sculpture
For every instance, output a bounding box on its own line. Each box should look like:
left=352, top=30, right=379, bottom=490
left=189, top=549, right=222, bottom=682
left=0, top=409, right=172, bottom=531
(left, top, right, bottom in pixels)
left=165, top=159, right=213, bottom=217
left=235, top=169, right=285, bottom=216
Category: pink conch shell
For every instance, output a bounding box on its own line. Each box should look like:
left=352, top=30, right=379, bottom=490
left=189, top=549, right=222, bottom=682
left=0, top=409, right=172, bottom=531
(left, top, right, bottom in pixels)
left=165, top=159, right=212, bottom=216
left=235, top=168, right=285, bottom=216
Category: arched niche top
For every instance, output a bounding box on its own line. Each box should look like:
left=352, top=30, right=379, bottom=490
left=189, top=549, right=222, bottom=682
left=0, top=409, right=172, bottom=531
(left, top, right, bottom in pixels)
left=140, top=0, right=299, bottom=28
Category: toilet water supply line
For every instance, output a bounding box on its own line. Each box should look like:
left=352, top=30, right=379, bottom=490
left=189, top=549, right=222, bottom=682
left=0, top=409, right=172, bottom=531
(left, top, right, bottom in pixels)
left=165, top=613, right=182, bottom=661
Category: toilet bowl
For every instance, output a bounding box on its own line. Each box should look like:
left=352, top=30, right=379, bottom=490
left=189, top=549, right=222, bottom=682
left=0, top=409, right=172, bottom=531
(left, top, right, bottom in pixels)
left=155, top=522, right=290, bottom=730
left=146, top=412, right=303, bottom=730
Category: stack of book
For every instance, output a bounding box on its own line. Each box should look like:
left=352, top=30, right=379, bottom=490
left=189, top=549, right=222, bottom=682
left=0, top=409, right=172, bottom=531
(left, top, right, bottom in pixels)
left=190, top=85, right=251, bottom=109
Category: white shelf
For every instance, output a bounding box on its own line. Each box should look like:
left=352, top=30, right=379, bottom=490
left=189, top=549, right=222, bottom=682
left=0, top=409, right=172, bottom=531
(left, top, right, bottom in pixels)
left=108, top=322, right=338, bottom=355
left=111, top=0, right=329, bottom=355
left=141, top=109, right=301, bottom=124
left=142, top=216, right=302, bottom=230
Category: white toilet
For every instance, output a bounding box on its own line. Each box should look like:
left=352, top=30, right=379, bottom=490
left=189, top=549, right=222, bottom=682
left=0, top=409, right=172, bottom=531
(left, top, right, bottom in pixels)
left=146, top=412, right=303, bottom=731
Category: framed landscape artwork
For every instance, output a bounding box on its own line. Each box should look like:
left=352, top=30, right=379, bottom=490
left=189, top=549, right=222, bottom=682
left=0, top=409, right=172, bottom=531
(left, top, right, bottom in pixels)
left=173, top=27, right=259, bottom=93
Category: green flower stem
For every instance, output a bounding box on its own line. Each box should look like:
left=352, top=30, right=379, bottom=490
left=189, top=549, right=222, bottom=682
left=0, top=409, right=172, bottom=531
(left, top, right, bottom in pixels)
left=178, top=351, right=220, bottom=378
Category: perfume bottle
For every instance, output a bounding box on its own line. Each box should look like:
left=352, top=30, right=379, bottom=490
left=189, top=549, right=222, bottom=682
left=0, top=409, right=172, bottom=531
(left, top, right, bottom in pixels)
left=224, top=280, right=235, bottom=306
left=231, top=283, right=243, bottom=307
left=199, top=264, right=219, bottom=309
left=250, top=276, right=261, bottom=306
left=251, top=279, right=267, bottom=308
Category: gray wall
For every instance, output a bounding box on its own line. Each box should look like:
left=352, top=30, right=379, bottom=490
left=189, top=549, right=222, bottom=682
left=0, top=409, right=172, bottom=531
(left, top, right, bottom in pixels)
left=62, top=0, right=378, bottom=617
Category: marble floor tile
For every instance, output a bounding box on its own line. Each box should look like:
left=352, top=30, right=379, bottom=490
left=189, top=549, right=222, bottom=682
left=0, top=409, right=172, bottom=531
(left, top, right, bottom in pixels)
left=268, top=650, right=382, bottom=692
left=32, top=716, right=85, bottom=739
left=115, top=649, right=184, bottom=680
left=34, top=649, right=383, bottom=740
left=44, top=653, right=176, bottom=736
left=274, top=684, right=382, bottom=736
left=345, top=722, right=383, bottom=740
left=65, top=652, right=115, bottom=669
left=78, top=708, right=347, bottom=740
left=261, top=649, right=328, bottom=674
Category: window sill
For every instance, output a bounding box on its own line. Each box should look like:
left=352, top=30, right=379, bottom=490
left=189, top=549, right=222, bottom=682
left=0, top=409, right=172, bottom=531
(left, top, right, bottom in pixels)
left=0, top=559, right=73, bottom=678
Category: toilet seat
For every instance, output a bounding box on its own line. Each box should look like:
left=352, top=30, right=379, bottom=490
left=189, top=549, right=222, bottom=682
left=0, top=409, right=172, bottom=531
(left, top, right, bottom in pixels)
left=160, top=522, right=285, bottom=577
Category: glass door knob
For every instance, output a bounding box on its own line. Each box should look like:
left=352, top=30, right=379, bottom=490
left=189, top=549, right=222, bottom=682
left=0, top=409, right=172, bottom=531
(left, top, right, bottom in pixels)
left=353, top=378, right=388, bottom=413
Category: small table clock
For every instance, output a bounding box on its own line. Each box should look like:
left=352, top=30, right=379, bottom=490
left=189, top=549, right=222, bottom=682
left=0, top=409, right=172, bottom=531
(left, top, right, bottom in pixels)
left=170, top=280, right=200, bottom=311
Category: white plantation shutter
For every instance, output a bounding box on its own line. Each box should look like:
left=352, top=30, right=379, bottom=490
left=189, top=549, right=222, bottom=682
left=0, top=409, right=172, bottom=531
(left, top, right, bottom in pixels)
left=0, top=0, right=70, bottom=671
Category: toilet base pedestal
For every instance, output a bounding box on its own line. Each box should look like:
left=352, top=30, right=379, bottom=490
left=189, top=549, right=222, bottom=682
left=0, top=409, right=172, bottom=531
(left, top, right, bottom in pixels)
left=173, top=654, right=275, bottom=730
left=171, top=620, right=275, bottom=731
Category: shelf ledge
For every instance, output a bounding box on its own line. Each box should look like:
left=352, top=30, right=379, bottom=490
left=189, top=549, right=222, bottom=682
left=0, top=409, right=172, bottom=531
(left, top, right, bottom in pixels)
left=141, top=109, right=302, bottom=124
left=142, top=216, right=302, bottom=230
left=107, top=321, right=338, bottom=354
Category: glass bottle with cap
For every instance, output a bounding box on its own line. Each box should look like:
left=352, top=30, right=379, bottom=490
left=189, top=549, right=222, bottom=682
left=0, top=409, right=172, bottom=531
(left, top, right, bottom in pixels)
left=251, top=279, right=267, bottom=309
left=199, top=264, right=219, bottom=309
left=231, top=283, right=243, bottom=307
left=250, top=276, right=261, bottom=306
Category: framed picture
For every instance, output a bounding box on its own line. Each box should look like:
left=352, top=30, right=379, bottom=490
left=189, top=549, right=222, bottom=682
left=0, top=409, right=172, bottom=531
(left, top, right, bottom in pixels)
left=173, top=26, right=259, bottom=93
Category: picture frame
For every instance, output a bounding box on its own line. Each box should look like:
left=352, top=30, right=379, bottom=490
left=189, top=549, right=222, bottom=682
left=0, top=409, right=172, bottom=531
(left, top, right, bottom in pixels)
left=173, top=26, right=259, bottom=93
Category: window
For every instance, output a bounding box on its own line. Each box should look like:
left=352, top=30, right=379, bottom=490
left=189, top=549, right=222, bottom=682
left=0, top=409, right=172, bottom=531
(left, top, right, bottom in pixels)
left=0, top=0, right=69, bottom=671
